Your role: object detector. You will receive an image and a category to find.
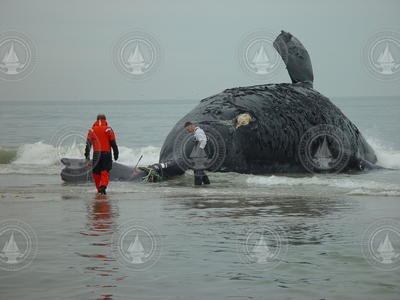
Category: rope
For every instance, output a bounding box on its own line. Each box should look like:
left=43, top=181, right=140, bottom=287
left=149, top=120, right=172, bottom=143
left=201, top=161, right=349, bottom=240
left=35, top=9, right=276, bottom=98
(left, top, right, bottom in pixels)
left=141, top=165, right=164, bottom=183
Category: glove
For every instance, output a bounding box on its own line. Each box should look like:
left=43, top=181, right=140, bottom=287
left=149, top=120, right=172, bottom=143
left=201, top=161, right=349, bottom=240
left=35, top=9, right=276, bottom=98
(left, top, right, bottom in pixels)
left=110, top=140, right=119, bottom=161
left=85, top=159, right=92, bottom=168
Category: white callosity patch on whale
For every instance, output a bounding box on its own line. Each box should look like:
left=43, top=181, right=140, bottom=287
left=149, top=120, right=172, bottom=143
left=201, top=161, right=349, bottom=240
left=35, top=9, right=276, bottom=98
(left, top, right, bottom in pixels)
left=236, top=113, right=252, bottom=129
left=216, top=113, right=253, bottom=129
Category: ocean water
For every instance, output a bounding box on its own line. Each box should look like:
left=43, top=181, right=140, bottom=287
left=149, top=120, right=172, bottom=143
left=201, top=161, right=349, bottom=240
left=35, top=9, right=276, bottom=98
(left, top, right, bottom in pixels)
left=0, top=98, right=399, bottom=299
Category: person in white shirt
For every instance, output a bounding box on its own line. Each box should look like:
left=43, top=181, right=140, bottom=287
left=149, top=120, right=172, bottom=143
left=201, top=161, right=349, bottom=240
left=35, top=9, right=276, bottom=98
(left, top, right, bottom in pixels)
left=184, top=122, right=210, bottom=186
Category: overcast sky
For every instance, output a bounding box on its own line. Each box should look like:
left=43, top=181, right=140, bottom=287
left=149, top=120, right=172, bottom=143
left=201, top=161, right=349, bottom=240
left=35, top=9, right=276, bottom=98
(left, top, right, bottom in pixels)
left=0, top=0, right=399, bottom=101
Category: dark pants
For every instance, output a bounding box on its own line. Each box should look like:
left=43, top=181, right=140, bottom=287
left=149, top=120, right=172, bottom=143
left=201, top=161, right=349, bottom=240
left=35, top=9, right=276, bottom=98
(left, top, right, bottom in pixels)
left=190, top=144, right=210, bottom=186
left=194, top=169, right=210, bottom=186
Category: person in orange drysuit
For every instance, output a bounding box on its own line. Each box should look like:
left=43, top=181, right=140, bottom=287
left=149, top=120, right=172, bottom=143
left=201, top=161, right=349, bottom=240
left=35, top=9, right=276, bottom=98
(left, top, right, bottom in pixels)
left=84, top=114, right=119, bottom=195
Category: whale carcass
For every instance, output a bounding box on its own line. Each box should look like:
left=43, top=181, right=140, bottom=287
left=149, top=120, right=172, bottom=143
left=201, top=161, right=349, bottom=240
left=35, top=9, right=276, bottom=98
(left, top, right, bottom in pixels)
left=158, top=31, right=377, bottom=177
left=60, top=31, right=377, bottom=183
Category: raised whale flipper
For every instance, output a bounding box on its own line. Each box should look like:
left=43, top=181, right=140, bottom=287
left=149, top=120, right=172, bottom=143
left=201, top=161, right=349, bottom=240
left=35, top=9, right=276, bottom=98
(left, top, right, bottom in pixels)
left=273, top=30, right=314, bottom=88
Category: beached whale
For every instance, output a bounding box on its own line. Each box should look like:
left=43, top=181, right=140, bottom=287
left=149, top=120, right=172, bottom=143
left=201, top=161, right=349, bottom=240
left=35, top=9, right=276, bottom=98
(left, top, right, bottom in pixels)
left=157, top=31, right=377, bottom=176
left=60, top=30, right=378, bottom=183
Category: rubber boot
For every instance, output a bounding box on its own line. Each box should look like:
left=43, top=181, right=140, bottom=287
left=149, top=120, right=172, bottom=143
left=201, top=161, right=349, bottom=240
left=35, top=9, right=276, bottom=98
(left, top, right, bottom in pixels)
left=194, top=170, right=203, bottom=186
left=99, top=185, right=107, bottom=195
left=202, top=175, right=210, bottom=185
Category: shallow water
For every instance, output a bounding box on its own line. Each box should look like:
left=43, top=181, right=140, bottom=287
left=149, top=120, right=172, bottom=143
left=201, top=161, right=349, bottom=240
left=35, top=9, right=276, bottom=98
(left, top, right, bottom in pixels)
left=0, top=98, right=400, bottom=299
left=1, top=173, right=400, bottom=299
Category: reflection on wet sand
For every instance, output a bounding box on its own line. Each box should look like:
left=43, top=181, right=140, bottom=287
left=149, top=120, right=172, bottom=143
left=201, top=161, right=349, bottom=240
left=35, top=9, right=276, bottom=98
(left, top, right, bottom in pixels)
left=76, top=195, right=122, bottom=299
left=164, top=194, right=349, bottom=217
left=162, top=194, right=355, bottom=246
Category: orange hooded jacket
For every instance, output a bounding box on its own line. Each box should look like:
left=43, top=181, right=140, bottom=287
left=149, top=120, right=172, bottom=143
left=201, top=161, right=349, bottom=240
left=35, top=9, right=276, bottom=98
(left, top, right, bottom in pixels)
left=85, top=119, right=118, bottom=159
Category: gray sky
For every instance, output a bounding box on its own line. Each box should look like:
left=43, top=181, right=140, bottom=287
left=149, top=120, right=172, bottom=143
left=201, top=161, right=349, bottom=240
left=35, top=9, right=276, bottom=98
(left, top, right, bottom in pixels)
left=0, top=0, right=399, bottom=101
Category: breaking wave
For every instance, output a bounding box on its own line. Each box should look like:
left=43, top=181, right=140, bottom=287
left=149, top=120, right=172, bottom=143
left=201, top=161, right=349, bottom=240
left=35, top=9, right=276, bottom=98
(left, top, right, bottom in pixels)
left=247, top=175, right=396, bottom=189
left=366, top=137, right=400, bottom=169
left=0, top=135, right=399, bottom=180
left=0, top=142, right=160, bottom=174
left=246, top=175, right=400, bottom=197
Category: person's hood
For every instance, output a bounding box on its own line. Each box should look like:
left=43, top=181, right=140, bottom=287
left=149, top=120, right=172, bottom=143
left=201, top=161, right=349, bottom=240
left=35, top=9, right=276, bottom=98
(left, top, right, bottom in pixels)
left=92, top=120, right=108, bottom=127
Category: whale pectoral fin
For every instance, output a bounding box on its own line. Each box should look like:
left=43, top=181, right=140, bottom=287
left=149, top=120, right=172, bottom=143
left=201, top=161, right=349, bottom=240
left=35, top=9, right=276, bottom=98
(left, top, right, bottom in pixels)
left=273, top=31, right=314, bottom=88
left=61, top=158, right=71, bottom=166
left=358, top=158, right=385, bottom=171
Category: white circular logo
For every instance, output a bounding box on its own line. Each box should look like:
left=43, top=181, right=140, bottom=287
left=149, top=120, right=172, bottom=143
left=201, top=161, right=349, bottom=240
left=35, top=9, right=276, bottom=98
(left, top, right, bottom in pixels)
left=237, top=225, right=288, bottom=270
left=111, top=220, right=161, bottom=271
left=238, top=30, right=286, bottom=80
left=113, top=31, right=161, bottom=80
left=298, top=124, right=351, bottom=174
left=364, top=30, right=400, bottom=81
left=173, top=124, right=226, bottom=173
left=0, top=219, right=38, bottom=271
left=50, top=124, right=98, bottom=178
left=361, top=219, right=400, bottom=271
left=0, top=31, right=37, bottom=81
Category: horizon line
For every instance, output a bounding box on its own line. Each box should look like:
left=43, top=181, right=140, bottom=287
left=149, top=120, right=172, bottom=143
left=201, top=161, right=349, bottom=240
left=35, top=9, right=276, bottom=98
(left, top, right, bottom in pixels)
left=1, top=95, right=400, bottom=102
